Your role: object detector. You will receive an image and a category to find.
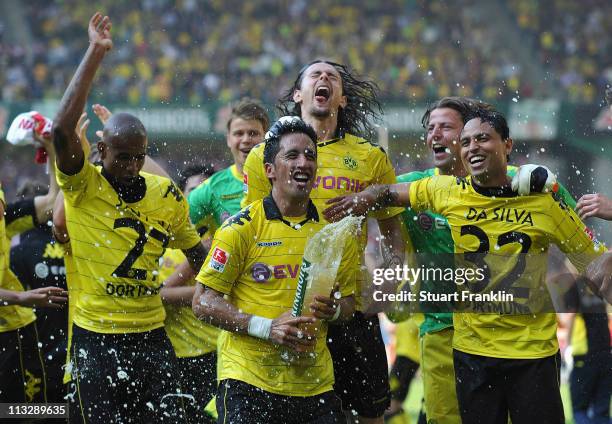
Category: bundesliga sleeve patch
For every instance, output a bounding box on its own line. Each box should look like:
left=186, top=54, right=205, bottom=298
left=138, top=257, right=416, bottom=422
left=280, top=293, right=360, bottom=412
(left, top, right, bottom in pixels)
left=243, top=173, right=248, bottom=193
left=209, top=247, right=229, bottom=272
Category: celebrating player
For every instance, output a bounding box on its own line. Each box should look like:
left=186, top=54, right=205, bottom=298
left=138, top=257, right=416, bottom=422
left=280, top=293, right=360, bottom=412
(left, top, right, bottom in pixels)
left=242, top=60, right=405, bottom=423
left=393, top=97, right=577, bottom=423
left=325, top=109, right=606, bottom=424
left=193, top=116, right=357, bottom=423
left=51, top=13, right=205, bottom=422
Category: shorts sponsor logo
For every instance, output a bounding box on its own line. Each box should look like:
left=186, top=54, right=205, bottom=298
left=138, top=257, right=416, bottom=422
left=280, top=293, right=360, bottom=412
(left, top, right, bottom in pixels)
left=251, top=263, right=271, bottom=282
left=210, top=247, right=229, bottom=272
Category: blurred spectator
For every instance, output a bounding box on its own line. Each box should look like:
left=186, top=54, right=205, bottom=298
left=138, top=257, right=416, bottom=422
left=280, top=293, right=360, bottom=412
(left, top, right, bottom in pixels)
left=2, top=1, right=608, bottom=105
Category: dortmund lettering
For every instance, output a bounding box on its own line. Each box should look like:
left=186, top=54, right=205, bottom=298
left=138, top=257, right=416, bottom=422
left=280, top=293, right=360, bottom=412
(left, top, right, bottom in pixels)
left=105, top=282, right=162, bottom=297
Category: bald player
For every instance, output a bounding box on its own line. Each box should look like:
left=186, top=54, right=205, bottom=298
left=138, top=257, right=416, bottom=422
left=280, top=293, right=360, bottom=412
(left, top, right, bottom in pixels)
left=52, top=13, right=205, bottom=422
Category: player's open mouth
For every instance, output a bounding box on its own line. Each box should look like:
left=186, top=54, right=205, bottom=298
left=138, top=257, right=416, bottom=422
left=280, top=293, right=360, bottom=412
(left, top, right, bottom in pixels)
left=240, top=148, right=252, bottom=155
left=314, top=86, right=331, bottom=103
left=432, top=143, right=448, bottom=154
left=469, top=155, right=486, bottom=165
left=292, top=170, right=311, bottom=186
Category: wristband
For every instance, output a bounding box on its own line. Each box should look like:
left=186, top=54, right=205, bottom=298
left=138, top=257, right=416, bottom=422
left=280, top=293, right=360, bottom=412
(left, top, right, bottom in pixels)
left=248, top=315, right=272, bottom=340
left=328, top=303, right=342, bottom=322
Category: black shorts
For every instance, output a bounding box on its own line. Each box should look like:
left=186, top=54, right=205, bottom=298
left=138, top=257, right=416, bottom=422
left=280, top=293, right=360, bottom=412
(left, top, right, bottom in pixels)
left=326, top=312, right=390, bottom=418
left=389, top=355, right=419, bottom=401
left=570, top=352, right=612, bottom=421
left=177, top=352, right=217, bottom=424
left=216, top=379, right=343, bottom=424
left=70, top=325, right=185, bottom=423
left=0, top=322, right=47, bottom=403
left=453, top=349, right=564, bottom=424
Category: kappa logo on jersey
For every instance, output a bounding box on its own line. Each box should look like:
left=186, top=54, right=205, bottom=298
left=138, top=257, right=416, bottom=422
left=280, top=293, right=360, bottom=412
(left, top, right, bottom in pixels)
left=210, top=247, right=229, bottom=272
left=222, top=207, right=252, bottom=229
left=163, top=182, right=183, bottom=202
left=256, top=241, right=283, bottom=247
left=43, top=242, right=64, bottom=259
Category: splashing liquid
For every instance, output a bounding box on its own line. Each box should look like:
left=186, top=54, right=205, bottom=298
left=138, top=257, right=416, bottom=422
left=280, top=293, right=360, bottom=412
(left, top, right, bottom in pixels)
left=281, top=216, right=363, bottom=363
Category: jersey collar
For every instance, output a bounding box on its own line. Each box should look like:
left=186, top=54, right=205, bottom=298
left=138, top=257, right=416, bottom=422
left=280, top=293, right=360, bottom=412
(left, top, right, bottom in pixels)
left=471, top=181, right=517, bottom=198
left=101, top=166, right=147, bottom=203
left=229, top=164, right=243, bottom=181
left=262, top=195, right=319, bottom=227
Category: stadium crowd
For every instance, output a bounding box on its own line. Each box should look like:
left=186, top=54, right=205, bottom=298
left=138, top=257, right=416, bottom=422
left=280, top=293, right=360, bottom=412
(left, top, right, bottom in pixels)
left=508, top=0, right=611, bottom=103
left=0, top=0, right=608, bottom=105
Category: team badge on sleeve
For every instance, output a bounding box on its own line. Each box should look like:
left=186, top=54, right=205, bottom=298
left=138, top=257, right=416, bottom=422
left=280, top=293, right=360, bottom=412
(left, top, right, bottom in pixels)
left=210, top=247, right=229, bottom=272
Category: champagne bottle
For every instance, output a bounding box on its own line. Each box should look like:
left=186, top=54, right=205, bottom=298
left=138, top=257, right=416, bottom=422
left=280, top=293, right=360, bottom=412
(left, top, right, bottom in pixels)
left=280, top=216, right=362, bottom=363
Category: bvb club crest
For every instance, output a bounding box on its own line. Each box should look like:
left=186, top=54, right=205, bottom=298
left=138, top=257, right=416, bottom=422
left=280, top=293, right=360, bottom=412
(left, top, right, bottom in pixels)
left=343, top=155, right=358, bottom=170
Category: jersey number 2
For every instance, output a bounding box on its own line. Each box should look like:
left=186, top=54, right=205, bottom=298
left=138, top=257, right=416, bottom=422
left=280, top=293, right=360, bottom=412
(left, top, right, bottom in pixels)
left=460, top=225, right=531, bottom=299
left=112, top=218, right=169, bottom=280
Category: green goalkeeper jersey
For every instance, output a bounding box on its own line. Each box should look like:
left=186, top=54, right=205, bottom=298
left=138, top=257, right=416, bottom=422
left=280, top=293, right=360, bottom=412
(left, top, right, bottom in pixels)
left=188, top=164, right=245, bottom=236
left=398, top=166, right=577, bottom=336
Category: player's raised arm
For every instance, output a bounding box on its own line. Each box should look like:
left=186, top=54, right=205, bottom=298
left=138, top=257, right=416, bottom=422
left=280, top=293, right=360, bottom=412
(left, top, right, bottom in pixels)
left=323, top=182, right=411, bottom=222
left=53, top=12, right=112, bottom=175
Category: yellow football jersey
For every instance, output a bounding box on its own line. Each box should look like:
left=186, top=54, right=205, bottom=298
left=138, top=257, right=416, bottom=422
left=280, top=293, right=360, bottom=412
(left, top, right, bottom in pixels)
left=242, top=134, right=403, bottom=309
left=56, top=161, right=201, bottom=334
left=160, top=248, right=219, bottom=357
left=395, top=313, right=423, bottom=363
left=196, top=196, right=357, bottom=397
left=409, top=175, right=605, bottom=359
left=0, top=188, right=36, bottom=332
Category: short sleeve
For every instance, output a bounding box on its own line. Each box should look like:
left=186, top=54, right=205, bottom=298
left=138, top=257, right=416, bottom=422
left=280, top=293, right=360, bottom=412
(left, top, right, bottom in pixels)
left=195, top=211, right=251, bottom=295
left=241, top=144, right=270, bottom=208
left=167, top=185, right=202, bottom=251
left=55, top=158, right=97, bottom=206
left=368, top=147, right=404, bottom=220
left=5, top=199, right=36, bottom=239
left=188, top=181, right=213, bottom=234
left=409, top=177, right=434, bottom=213
left=549, top=199, right=606, bottom=273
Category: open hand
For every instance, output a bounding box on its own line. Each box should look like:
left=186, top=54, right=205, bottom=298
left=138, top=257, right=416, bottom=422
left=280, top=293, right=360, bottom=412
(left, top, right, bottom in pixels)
left=88, top=12, right=113, bottom=51
left=324, top=188, right=379, bottom=222
left=576, top=193, right=612, bottom=221
left=18, top=287, right=68, bottom=309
